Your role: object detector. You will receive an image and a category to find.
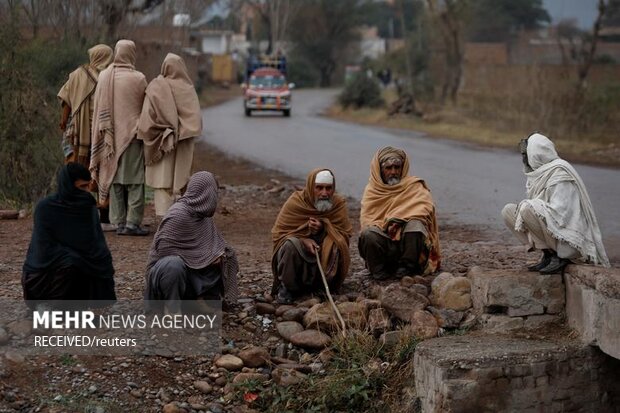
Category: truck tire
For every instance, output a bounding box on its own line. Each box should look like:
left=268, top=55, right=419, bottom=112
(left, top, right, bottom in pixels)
left=245, top=108, right=252, bottom=117
left=283, top=109, right=291, bottom=117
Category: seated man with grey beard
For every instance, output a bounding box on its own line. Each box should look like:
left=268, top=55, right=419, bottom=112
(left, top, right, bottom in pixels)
left=271, top=169, right=352, bottom=304
left=359, top=147, right=441, bottom=280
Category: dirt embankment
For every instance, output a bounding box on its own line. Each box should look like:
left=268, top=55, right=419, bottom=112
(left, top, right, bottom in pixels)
left=0, top=139, right=535, bottom=412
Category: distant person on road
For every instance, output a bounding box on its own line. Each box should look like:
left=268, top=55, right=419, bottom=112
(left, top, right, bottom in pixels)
left=22, top=163, right=116, bottom=305
left=502, top=133, right=609, bottom=273
left=271, top=169, right=352, bottom=304
left=58, top=44, right=114, bottom=227
left=90, top=39, right=149, bottom=236
left=359, top=146, right=441, bottom=280
left=138, top=53, right=202, bottom=219
left=145, top=172, right=239, bottom=312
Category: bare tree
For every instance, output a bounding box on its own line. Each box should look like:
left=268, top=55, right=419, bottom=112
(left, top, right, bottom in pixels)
left=556, top=0, right=617, bottom=91
left=426, top=0, right=467, bottom=104
left=244, top=0, right=300, bottom=54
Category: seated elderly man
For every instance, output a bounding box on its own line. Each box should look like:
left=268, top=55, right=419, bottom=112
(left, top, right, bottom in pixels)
left=359, top=147, right=441, bottom=280
left=502, top=133, right=609, bottom=274
left=145, top=171, right=239, bottom=313
left=271, top=169, right=352, bottom=304
left=22, top=163, right=116, bottom=306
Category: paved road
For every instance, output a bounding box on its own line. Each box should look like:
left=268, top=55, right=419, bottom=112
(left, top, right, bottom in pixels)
left=202, top=89, right=620, bottom=260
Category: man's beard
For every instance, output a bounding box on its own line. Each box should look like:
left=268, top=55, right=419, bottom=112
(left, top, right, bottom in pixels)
left=315, top=199, right=333, bottom=212
left=386, top=176, right=401, bottom=186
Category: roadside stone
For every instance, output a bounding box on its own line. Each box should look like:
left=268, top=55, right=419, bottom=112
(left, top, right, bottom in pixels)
left=232, top=373, right=269, bottom=384
left=4, top=351, right=25, bottom=364
left=7, top=319, right=32, bottom=337
left=298, top=297, right=321, bottom=308
left=410, top=284, right=429, bottom=297
left=289, top=329, right=331, bottom=349
left=193, top=380, right=213, bottom=394
left=408, top=310, right=439, bottom=339
left=479, top=314, right=524, bottom=331
left=460, top=312, right=477, bottom=329
left=215, top=354, right=244, bottom=371
left=400, top=276, right=416, bottom=287
left=427, top=306, right=465, bottom=329
left=368, top=308, right=391, bottom=336
left=379, top=330, right=409, bottom=347
left=238, top=346, right=270, bottom=368
left=281, top=308, right=307, bottom=322
left=255, top=302, right=276, bottom=315
left=275, top=305, right=296, bottom=317
left=271, top=368, right=307, bottom=386
left=129, top=389, right=143, bottom=398
left=430, top=272, right=454, bottom=301
left=303, top=303, right=338, bottom=331
left=206, top=403, right=224, bottom=413
left=276, top=321, right=304, bottom=341
left=379, top=284, right=430, bottom=322
left=163, top=403, right=186, bottom=413
left=0, top=328, right=9, bottom=345
left=437, top=277, right=472, bottom=311
left=357, top=298, right=382, bottom=313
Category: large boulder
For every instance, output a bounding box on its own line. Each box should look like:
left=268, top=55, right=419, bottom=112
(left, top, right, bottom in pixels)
left=437, top=277, right=472, bottom=311
left=408, top=310, right=439, bottom=339
left=289, top=329, right=331, bottom=349
left=378, top=284, right=430, bottom=322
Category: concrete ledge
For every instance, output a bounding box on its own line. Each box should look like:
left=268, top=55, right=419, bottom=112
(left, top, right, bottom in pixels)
left=469, top=267, right=564, bottom=317
left=414, top=336, right=620, bottom=413
left=564, top=265, right=620, bottom=360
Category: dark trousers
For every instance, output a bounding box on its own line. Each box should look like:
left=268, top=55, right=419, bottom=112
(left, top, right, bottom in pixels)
left=358, top=228, right=427, bottom=275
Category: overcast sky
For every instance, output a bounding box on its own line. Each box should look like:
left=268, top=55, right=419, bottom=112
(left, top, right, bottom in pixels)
left=543, top=0, right=599, bottom=29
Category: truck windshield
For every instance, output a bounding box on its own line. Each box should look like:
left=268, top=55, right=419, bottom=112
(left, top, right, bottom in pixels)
left=250, top=76, right=285, bottom=88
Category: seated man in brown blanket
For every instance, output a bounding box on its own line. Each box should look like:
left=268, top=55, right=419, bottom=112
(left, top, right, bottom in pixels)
left=271, top=169, right=352, bottom=304
left=359, top=146, right=441, bottom=280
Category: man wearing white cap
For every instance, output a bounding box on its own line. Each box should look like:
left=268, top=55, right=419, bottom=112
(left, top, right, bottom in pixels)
left=502, top=133, right=609, bottom=274
left=271, top=169, right=352, bottom=303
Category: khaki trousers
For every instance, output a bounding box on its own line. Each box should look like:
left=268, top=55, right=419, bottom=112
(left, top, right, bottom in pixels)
left=502, top=203, right=579, bottom=259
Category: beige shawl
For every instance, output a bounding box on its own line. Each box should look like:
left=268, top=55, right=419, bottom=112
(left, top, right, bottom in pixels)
left=90, top=40, right=145, bottom=204
left=57, top=44, right=113, bottom=161
left=360, top=146, right=441, bottom=273
left=271, top=168, right=353, bottom=292
left=139, top=53, right=202, bottom=166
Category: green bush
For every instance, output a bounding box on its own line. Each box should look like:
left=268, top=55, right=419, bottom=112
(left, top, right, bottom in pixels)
left=338, top=73, right=384, bottom=109
left=0, top=12, right=86, bottom=207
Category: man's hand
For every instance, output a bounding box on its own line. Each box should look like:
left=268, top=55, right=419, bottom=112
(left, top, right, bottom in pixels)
left=308, top=217, right=323, bottom=235
left=301, top=238, right=320, bottom=255
left=387, top=221, right=401, bottom=240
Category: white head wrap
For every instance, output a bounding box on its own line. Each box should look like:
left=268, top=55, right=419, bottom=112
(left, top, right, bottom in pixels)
left=315, top=170, right=334, bottom=185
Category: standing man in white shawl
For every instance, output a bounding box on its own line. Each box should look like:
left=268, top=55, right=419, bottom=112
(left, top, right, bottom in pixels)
left=502, top=133, right=610, bottom=274
left=138, top=53, right=202, bottom=218
left=90, top=39, right=149, bottom=236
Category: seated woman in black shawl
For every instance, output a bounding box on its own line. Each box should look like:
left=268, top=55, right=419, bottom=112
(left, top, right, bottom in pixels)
left=22, top=163, right=116, bottom=306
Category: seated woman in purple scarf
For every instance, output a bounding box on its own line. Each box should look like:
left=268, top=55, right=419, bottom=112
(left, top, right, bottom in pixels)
left=22, top=163, right=116, bottom=306
left=144, top=171, right=239, bottom=313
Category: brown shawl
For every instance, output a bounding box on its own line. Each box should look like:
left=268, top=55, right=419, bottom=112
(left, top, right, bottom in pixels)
left=90, top=40, right=145, bottom=204
left=57, top=44, right=113, bottom=162
left=360, top=146, right=441, bottom=273
left=271, top=168, right=352, bottom=293
left=139, top=53, right=202, bottom=166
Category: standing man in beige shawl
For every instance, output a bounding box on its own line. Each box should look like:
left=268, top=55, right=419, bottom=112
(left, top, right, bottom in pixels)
left=359, top=146, right=441, bottom=280
left=138, top=53, right=202, bottom=218
left=91, top=39, right=149, bottom=236
left=58, top=44, right=113, bottom=166
left=58, top=44, right=114, bottom=227
left=271, top=169, right=352, bottom=304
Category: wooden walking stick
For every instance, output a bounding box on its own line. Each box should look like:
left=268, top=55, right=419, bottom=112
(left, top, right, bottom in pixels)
left=314, top=249, right=347, bottom=338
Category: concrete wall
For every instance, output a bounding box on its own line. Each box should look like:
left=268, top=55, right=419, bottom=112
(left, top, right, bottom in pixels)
left=564, top=265, right=620, bottom=360
left=414, top=336, right=620, bottom=413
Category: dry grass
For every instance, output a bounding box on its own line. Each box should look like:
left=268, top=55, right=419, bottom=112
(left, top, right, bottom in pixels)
left=326, top=91, right=620, bottom=168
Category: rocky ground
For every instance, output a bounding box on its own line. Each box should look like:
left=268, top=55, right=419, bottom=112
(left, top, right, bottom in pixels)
left=0, top=139, right=572, bottom=413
